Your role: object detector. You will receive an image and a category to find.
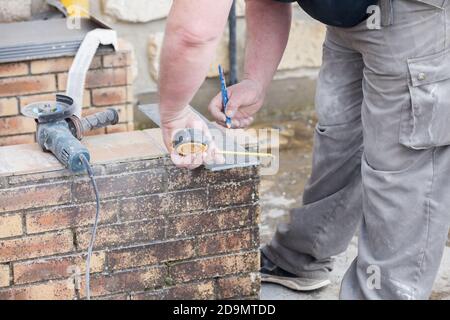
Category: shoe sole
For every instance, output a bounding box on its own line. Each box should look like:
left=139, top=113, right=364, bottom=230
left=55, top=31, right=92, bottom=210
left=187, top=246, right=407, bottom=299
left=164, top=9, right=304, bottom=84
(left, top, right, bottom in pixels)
left=261, top=274, right=331, bottom=292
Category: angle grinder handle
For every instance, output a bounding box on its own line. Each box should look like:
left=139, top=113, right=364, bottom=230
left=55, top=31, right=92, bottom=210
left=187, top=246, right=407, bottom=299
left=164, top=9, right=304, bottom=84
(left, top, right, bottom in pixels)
left=81, top=108, right=119, bottom=133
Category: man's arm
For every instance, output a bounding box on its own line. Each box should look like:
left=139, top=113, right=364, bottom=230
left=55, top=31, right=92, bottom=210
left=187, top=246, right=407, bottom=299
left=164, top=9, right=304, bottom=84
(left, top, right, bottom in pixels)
left=244, top=0, right=292, bottom=93
left=159, top=0, right=233, bottom=121
left=158, top=0, right=233, bottom=169
left=209, top=0, right=292, bottom=127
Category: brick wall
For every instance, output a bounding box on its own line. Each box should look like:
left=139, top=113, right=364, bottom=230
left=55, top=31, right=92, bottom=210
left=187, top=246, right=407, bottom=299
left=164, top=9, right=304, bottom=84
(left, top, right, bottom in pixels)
left=0, top=44, right=134, bottom=147
left=0, top=130, right=261, bottom=300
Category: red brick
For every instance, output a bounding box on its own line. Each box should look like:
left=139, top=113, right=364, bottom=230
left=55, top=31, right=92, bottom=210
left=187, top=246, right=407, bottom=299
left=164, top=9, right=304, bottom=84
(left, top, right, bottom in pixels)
left=0, top=182, right=72, bottom=213
left=0, top=62, right=29, bottom=78
left=133, top=281, right=215, bottom=300
left=103, top=52, right=131, bottom=68
left=167, top=206, right=257, bottom=238
left=26, top=200, right=120, bottom=234
left=57, top=68, right=127, bottom=90
left=119, top=194, right=163, bottom=222
left=107, top=239, right=195, bottom=271
left=92, top=87, right=127, bottom=106
left=0, top=116, right=36, bottom=136
left=217, top=274, right=260, bottom=299
left=167, top=166, right=258, bottom=192
left=208, top=167, right=259, bottom=184
left=0, top=279, right=75, bottom=300
left=208, top=180, right=259, bottom=208
left=30, top=56, right=101, bottom=74
left=120, top=189, right=206, bottom=221
left=166, top=167, right=209, bottom=191
left=79, top=266, right=165, bottom=298
left=13, top=252, right=105, bottom=285
left=0, top=264, right=9, bottom=287
left=0, top=134, right=35, bottom=147
left=0, top=74, right=56, bottom=97
left=0, top=230, right=74, bottom=263
left=0, top=98, right=18, bottom=116
left=76, top=219, right=165, bottom=250
left=72, top=169, right=165, bottom=202
left=197, top=229, right=257, bottom=257
left=169, top=252, right=259, bottom=283
left=83, top=89, right=92, bottom=108
left=161, top=189, right=207, bottom=214
left=0, top=214, right=23, bottom=239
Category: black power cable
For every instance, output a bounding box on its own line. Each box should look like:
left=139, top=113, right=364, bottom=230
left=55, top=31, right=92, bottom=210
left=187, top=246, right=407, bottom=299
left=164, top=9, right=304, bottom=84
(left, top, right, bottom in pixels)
left=79, top=154, right=100, bottom=300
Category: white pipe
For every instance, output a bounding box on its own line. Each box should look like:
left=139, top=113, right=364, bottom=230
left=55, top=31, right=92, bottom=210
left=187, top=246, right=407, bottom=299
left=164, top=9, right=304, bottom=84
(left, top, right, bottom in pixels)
left=67, top=28, right=118, bottom=118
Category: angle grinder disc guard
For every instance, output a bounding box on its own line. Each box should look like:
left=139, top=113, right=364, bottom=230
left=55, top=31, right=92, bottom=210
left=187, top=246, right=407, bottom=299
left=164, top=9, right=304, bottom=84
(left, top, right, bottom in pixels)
left=21, top=94, right=75, bottom=123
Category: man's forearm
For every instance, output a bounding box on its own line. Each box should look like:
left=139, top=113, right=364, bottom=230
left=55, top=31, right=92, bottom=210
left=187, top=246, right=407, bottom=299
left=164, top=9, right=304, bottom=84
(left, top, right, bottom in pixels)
left=159, top=0, right=233, bottom=121
left=244, top=0, right=292, bottom=93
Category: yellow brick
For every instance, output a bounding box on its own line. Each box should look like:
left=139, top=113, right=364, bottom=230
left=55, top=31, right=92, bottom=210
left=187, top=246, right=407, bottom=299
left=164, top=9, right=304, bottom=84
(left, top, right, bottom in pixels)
left=126, top=85, right=134, bottom=103
left=0, top=214, right=23, bottom=239
left=0, top=98, right=18, bottom=116
left=126, top=66, right=133, bottom=84
left=126, top=104, right=134, bottom=123
left=31, top=57, right=73, bottom=74
left=31, top=56, right=101, bottom=74
left=0, top=264, right=9, bottom=287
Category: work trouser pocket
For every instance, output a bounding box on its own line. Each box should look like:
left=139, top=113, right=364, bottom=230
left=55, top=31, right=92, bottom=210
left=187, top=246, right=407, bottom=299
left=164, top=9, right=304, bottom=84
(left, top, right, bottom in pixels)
left=400, top=49, right=450, bottom=149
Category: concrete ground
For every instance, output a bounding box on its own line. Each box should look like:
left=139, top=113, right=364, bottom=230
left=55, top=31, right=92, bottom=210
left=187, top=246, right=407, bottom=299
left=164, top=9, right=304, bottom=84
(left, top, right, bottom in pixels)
left=258, top=118, right=450, bottom=300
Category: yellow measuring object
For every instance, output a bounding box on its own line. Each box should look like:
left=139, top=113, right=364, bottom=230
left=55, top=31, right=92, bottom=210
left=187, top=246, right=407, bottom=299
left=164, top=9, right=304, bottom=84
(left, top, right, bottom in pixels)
left=173, top=129, right=275, bottom=158
left=61, top=0, right=90, bottom=18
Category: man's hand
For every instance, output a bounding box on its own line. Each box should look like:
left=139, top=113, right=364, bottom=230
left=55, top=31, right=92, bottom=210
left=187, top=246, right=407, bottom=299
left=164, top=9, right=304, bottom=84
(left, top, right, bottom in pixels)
left=161, top=107, right=224, bottom=170
left=208, top=79, right=265, bottom=129
left=208, top=0, right=292, bottom=129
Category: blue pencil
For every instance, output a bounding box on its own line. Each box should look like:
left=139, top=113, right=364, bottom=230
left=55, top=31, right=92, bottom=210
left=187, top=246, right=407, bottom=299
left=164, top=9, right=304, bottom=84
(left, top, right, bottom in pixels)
left=218, top=65, right=232, bottom=129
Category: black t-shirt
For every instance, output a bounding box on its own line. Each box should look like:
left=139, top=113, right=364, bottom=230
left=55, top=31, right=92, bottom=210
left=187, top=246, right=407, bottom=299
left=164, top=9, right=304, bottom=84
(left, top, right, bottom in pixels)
left=276, top=0, right=379, bottom=28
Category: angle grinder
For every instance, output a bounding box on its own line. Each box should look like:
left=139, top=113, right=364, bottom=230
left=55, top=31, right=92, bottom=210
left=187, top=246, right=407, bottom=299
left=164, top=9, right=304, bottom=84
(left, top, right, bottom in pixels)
left=22, top=94, right=119, bottom=172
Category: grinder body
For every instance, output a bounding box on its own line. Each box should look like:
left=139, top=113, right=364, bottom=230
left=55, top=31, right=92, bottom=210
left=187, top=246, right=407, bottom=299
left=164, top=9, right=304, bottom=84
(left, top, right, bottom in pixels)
left=37, top=120, right=91, bottom=172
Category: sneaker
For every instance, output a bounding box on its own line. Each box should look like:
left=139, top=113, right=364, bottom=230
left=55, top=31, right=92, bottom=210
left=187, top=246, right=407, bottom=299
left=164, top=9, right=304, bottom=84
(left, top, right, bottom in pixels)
left=260, top=252, right=331, bottom=291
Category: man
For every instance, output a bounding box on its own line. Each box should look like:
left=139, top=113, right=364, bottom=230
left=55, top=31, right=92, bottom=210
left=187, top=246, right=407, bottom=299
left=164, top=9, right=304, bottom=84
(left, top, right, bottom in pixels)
left=159, top=0, right=450, bottom=299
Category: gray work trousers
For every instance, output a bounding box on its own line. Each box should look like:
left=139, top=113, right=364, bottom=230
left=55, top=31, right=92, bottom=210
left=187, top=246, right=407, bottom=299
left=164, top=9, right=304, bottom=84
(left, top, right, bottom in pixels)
left=263, top=0, right=450, bottom=299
